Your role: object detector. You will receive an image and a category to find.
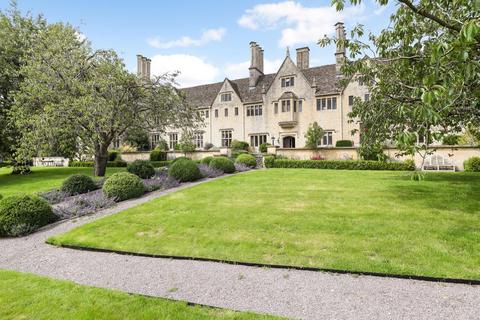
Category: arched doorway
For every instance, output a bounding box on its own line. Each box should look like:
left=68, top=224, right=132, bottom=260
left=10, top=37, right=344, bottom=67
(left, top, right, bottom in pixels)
left=283, top=136, right=295, bottom=148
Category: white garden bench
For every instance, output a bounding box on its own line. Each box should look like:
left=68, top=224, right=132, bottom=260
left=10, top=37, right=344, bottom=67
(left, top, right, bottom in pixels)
left=422, top=154, right=455, bottom=172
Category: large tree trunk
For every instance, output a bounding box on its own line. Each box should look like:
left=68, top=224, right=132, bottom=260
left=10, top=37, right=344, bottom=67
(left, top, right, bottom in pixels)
left=94, top=144, right=109, bottom=177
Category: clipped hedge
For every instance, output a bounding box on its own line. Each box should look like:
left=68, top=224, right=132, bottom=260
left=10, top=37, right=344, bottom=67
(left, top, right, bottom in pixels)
left=259, top=143, right=271, bottom=153
left=0, top=161, right=12, bottom=168
left=150, top=160, right=172, bottom=168
left=127, top=160, right=155, bottom=179
left=108, top=151, right=119, bottom=161
left=150, top=150, right=167, bottom=161
left=335, top=140, right=354, bottom=147
left=269, top=159, right=415, bottom=171
left=264, top=156, right=275, bottom=168
left=168, top=158, right=201, bottom=182
left=69, top=160, right=127, bottom=167
left=0, top=194, right=56, bottom=237
left=231, top=140, right=249, bottom=151
left=235, top=154, right=257, bottom=168
left=209, top=157, right=235, bottom=173
left=102, top=172, right=145, bottom=201
left=61, top=174, right=96, bottom=196
left=172, top=156, right=190, bottom=164
left=464, top=156, right=480, bottom=172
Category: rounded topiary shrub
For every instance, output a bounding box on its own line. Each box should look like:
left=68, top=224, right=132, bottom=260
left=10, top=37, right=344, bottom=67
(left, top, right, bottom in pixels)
left=168, top=158, right=201, bottom=182
left=150, top=150, right=167, bottom=161
left=235, top=154, right=257, bottom=168
left=209, top=157, right=235, bottom=173
left=108, top=150, right=119, bottom=161
left=61, top=174, right=96, bottom=196
left=172, top=156, right=190, bottom=164
left=102, top=172, right=145, bottom=201
left=0, top=194, right=56, bottom=237
left=127, top=160, right=155, bottom=179
left=201, top=156, right=214, bottom=165
left=464, top=156, right=480, bottom=172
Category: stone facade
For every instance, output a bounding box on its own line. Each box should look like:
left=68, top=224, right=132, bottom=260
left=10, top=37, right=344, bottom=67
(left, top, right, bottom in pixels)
left=141, top=22, right=369, bottom=151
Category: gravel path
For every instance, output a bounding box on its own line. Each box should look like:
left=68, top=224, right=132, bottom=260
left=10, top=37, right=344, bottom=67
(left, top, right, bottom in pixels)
left=0, top=176, right=478, bottom=320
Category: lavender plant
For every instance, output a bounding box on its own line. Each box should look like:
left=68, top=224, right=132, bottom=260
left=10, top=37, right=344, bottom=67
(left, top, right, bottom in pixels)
left=38, top=189, right=70, bottom=204
left=234, top=163, right=251, bottom=172
left=198, top=164, right=223, bottom=178
left=53, top=191, right=116, bottom=219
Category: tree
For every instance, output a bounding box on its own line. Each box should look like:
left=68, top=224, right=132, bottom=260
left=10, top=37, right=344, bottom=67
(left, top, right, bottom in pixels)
left=123, top=128, right=150, bottom=151
left=304, top=122, right=324, bottom=150
left=321, top=0, right=479, bottom=166
left=178, top=131, right=196, bottom=154
left=12, top=23, right=199, bottom=176
left=0, top=3, right=47, bottom=159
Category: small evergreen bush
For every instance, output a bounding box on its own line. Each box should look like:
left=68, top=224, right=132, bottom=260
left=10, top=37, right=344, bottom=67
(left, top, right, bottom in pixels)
left=150, top=160, right=172, bottom=168
left=127, top=160, right=155, bottom=179
left=335, top=140, right=354, bottom=147
left=259, top=143, right=271, bottom=153
left=61, top=174, right=97, bottom=196
left=209, top=157, right=235, bottom=173
left=201, top=156, right=214, bottom=165
left=464, top=157, right=480, bottom=172
left=172, top=156, right=190, bottom=164
left=232, top=150, right=248, bottom=159
left=150, top=150, right=167, bottom=161
left=0, top=194, right=56, bottom=236
left=11, top=164, right=31, bottom=175
left=235, top=154, right=257, bottom=168
left=102, top=172, right=145, bottom=201
left=231, top=140, right=249, bottom=151
left=168, top=158, right=201, bottom=182
left=69, top=161, right=127, bottom=167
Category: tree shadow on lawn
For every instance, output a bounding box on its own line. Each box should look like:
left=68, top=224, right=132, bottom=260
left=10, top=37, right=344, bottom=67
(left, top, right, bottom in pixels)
left=385, top=173, right=480, bottom=215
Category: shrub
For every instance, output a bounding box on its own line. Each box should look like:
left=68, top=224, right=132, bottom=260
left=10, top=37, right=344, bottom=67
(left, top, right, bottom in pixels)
left=201, top=156, right=214, bottom=165
left=69, top=161, right=127, bottom=167
left=209, top=157, right=235, bottom=173
left=235, top=154, right=257, bottom=168
left=335, top=140, right=354, bottom=147
left=127, top=160, right=155, bottom=179
left=231, top=140, right=249, bottom=151
left=11, top=164, right=31, bottom=175
left=464, top=157, right=480, bottom=172
left=168, top=158, right=201, bottom=182
left=172, top=156, right=190, bottom=164
left=150, top=150, right=167, bottom=161
left=0, top=194, right=56, bottom=237
left=264, top=156, right=275, bottom=168
left=204, top=142, right=214, bottom=150
left=102, top=172, right=145, bottom=201
left=259, top=143, right=271, bottom=153
left=404, top=159, right=416, bottom=171
left=269, top=159, right=414, bottom=171
left=442, top=134, right=460, bottom=145
left=0, top=161, right=13, bottom=168
left=359, top=144, right=387, bottom=161
left=0, top=194, right=2, bottom=200
left=150, top=160, right=172, bottom=168
left=108, top=150, right=119, bottom=161
left=232, top=149, right=248, bottom=159
left=154, top=139, right=169, bottom=151
left=61, top=174, right=96, bottom=196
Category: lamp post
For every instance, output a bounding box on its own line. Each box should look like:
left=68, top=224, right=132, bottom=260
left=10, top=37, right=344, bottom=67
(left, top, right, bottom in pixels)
left=271, top=136, right=276, bottom=147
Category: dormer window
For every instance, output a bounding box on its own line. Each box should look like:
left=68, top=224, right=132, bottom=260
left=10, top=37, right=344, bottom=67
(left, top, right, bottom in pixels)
left=281, top=76, right=294, bottom=88
left=220, top=93, right=232, bottom=102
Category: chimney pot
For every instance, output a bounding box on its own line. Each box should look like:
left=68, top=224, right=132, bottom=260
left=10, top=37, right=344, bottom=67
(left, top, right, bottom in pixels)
left=335, top=22, right=346, bottom=75
left=249, top=41, right=264, bottom=87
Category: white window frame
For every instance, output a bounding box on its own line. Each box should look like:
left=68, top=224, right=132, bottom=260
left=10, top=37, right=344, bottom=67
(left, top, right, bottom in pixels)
left=321, top=131, right=334, bottom=146
left=221, top=130, right=232, bottom=147
left=220, top=93, right=232, bottom=102
left=194, top=132, right=204, bottom=148
left=168, top=133, right=178, bottom=150
left=249, top=134, right=268, bottom=147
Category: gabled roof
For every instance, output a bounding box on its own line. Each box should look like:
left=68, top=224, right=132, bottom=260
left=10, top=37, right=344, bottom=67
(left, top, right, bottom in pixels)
left=180, top=63, right=339, bottom=107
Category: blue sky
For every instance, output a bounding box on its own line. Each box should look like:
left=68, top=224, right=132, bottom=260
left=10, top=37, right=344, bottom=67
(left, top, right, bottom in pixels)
left=1, top=0, right=395, bottom=87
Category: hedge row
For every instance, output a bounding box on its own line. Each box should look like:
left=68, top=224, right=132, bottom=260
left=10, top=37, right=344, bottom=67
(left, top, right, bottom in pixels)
left=69, top=161, right=127, bottom=167
left=269, top=159, right=415, bottom=171
left=0, top=161, right=13, bottom=168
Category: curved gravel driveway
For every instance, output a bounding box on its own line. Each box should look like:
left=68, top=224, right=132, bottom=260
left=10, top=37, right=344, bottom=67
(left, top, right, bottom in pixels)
left=0, top=176, right=478, bottom=320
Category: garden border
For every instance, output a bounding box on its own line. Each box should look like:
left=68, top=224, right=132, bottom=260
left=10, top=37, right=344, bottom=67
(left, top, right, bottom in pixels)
left=52, top=243, right=480, bottom=286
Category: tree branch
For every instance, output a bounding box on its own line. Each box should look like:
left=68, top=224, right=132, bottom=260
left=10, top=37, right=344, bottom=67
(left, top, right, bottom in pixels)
left=397, top=0, right=461, bottom=32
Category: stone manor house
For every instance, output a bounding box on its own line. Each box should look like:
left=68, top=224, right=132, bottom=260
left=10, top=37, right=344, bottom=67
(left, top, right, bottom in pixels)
left=139, top=22, right=368, bottom=151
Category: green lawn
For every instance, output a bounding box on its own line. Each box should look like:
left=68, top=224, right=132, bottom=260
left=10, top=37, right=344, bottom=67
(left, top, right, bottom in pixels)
left=0, top=167, right=125, bottom=197
left=48, top=169, right=480, bottom=280
left=0, top=269, right=276, bottom=320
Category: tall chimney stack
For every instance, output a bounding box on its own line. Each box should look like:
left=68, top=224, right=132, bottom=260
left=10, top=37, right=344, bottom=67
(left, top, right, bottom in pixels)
left=296, top=47, right=310, bottom=70
left=137, top=54, right=143, bottom=77
left=334, top=22, right=346, bottom=75
left=146, top=58, right=151, bottom=79
left=249, top=41, right=264, bottom=88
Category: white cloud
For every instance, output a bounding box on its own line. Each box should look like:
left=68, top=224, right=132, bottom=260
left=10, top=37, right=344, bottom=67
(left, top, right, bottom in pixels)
left=75, top=31, right=86, bottom=42
left=150, top=54, right=220, bottom=88
left=147, top=28, right=226, bottom=49
left=238, top=1, right=364, bottom=47
left=225, top=58, right=283, bottom=79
